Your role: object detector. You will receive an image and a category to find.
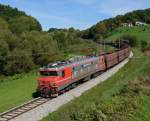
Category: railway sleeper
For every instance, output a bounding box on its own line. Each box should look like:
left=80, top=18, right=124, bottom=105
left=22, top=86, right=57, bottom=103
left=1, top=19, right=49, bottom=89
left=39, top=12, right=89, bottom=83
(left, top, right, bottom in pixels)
left=2, top=115, right=12, bottom=119
left=35, top=100, right=46, bottom=103
left=24, top=104, right=37, bottom=108
left=33, top=101, right=44, bottom=105
left=20, top=107, right=31, bottom=110
left=0, top=117, right=8, bottom=121
left=16, top=109, right=26, bottom=112
left=6, top=113, right=18, bottom=117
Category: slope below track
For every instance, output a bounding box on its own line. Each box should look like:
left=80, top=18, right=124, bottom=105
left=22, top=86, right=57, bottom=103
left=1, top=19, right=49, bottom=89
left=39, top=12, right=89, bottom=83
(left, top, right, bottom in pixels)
left=0, top=52, right=133, bottom=121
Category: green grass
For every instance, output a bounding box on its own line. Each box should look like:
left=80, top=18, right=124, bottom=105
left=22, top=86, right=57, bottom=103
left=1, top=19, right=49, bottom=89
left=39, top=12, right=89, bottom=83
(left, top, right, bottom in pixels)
left=68, top=40, right=115, bottom=55
left=106, top=25, right=150, bottom=43
left=41, top=48, right=150, bottom=121
left=140, top=96, right=150, bottom=120
left=0, top=25, right=149, bottom=120
left=0, top=42, right=112, bottom=113
left=0, top=71, right=38, bottom=113
left=41, top=26, right=150, bottom=121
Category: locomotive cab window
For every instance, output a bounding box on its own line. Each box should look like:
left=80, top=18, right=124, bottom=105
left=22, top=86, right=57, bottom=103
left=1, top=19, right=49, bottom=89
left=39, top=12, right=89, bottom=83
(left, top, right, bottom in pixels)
left=61, top=70, right=65, bottom=77
left=40, top=71, right=58, bottom=76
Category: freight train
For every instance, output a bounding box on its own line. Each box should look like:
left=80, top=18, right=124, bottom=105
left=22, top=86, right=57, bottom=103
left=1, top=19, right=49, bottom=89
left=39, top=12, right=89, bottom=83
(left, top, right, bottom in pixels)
left=36, top=45, right=131, bottom=97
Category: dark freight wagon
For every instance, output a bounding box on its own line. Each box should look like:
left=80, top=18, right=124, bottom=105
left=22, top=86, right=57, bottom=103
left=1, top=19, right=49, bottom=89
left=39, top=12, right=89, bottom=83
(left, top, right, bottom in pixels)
left=36, top=46, right=131, bottom=97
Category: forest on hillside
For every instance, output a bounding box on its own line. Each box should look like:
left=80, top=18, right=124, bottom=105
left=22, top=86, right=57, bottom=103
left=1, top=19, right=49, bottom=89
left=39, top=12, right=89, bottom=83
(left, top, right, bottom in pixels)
left=0, top=4, right=149, bottom=76
left=80, top=8, right=150, bottom=41
left=0, top=4, right=100, bottom=76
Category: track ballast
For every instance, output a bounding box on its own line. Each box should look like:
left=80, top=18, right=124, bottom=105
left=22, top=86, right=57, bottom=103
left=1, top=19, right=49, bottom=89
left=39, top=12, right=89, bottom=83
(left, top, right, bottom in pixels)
left=0, top=97, right=50, bottom=121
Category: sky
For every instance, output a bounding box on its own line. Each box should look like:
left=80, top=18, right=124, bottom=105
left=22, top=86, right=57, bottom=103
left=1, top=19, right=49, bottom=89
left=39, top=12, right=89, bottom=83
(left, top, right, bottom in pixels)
left=0, top=0, right=150, bottom=30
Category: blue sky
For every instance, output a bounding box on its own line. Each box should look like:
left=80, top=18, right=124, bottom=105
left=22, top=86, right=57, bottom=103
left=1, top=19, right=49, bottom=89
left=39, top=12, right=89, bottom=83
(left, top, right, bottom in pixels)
left=0, top=0, right=150, bottom=30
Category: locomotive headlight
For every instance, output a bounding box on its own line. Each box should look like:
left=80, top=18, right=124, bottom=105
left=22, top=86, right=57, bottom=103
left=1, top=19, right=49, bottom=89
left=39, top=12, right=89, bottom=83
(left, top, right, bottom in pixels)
left=50, top=82, right=54, bottom=86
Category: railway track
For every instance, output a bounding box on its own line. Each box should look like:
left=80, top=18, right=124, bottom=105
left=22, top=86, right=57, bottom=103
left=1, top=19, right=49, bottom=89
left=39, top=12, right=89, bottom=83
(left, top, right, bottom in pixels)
left=0, top=52, right=132, bottom=121
left=0, top=76, right=97, bottom=121
left=0, top=78, right=92, bottom=121
left=0, top=97, right=50, bottom=121
left=0, top=51, right=132, bottom=121
left=0, top=82, right=82, bottom=121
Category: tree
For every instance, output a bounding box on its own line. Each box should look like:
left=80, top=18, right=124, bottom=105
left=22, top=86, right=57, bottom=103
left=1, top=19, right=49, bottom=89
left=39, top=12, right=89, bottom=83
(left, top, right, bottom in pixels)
left=94, top=34, right=103, bottom=42
left=0, top=39, right=9, bottom=73
left=140, top=40, right=150, bottom=51
left=52, top=31, right=69, bottom=51
left=0, top=4, right=26, bottom=21
left=21, top=31, right=58, bottom=65
left=79, top=8, right=150, bottom=40
left=0, top=17, right=9, bottom=30
left=4, top=49, right=34, bottom=75
left=121, top=34, right=138, bottom=47
left=9, top=16, right=42, bottom=34
left=98, top=23, right=107, bottom=34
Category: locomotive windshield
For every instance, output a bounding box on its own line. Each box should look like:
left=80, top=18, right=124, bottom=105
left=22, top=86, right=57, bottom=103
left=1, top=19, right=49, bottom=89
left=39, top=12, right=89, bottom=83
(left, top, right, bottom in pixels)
left=40, top=71, right=58, bottom=76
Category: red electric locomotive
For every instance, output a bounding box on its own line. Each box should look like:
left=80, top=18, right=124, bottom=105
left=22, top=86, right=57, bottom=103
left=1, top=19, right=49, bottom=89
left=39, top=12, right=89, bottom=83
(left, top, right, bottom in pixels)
left=37, top=55, right=106, bottom=97
left=36, top=47, right=131, bottom=97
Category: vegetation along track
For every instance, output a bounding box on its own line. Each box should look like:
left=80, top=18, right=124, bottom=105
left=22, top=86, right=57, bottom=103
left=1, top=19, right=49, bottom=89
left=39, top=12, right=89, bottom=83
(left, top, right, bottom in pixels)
left=0, top=42, right=131, bottom=121
left=0, top=97, right=50, bottom=121
left=0, top=52, right=132, bottom=121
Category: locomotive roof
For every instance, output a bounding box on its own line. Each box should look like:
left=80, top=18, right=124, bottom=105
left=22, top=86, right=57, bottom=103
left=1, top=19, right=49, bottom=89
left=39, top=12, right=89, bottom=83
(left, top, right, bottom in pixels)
left=40, top=56, right=99, bottom=71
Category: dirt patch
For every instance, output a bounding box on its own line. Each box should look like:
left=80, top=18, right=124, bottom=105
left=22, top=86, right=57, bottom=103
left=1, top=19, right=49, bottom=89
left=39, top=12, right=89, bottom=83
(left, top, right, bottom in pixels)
left=143, top=50, right=150, bottom=56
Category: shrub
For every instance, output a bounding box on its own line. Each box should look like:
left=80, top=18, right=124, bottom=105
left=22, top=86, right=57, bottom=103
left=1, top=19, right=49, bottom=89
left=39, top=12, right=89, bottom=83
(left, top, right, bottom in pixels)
left=120, top=34, right=138, bottom=47
left=140, top=40, right=150, bottom=51
left=4, top=49, right=34, bottom=75
left=70, top=104, right=106, bottom=121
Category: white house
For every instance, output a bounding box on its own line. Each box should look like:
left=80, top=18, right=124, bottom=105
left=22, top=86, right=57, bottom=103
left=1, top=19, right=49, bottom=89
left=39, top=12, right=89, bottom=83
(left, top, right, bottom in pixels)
left=121, top=23, right=133, bottom=27
left=135, top=21, right=147, bottom=26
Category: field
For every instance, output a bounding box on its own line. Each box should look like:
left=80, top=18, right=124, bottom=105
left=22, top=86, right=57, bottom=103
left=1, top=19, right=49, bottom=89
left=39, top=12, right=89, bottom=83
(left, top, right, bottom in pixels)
left=0, top=25, right=149, bottom=120
left=41, top=49, right=150, bottom=121
left=41, top=26, right=150, bottom=121
left=0, top=4, right=149, bottom=121
left=0, top=71, right=37, bottom=113
left=0, top=41, right=114, bottom=113
left=106, top=25, right=150, bottom=43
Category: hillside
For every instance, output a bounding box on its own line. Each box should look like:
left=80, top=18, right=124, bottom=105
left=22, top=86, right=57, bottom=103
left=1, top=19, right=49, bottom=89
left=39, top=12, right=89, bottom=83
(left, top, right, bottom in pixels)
left=0, top=4, right=114, bottom=113
left=106, top=25, right=150, bottom=53
left=106, top=25, right=150, bottom=43
left=0, top=4, right=150, bottom=120
left=0, top=4, right=42, bottom=33
left=0, top=4, right=108, bottom=76
left=41, top=28, right=150, bottom=121
left=80, top=8, right=150, bottom=41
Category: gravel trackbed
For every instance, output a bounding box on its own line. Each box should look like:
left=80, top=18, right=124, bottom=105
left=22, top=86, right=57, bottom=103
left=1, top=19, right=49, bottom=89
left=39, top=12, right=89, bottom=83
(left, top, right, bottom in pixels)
left=9, top=52, right=133, bottom=121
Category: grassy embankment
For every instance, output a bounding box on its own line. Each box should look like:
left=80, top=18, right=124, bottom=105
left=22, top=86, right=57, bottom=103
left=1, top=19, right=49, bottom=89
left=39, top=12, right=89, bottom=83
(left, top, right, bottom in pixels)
left=41, top=26, right=150, bottom=121
left=107, top=25, right=150, bottom=43
left=0, top=41, right=113, bottom=113
left=41, top=48, right=150, bottom=121
left=0, top=71, right=37, bottom=113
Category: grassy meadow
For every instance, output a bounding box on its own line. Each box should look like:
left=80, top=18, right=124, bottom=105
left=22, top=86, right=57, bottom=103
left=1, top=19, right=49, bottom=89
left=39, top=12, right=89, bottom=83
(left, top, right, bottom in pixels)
left=0, top=41, right=113, bottom=113
left=41, top=25, right=150, bottom=121
left=0, top=25, right=149, bottom=121
left=106, top=25, right=150, bottom=43
left=41, top=48, right=150, bottom=121
left=0, top=71, right=37, bottom=113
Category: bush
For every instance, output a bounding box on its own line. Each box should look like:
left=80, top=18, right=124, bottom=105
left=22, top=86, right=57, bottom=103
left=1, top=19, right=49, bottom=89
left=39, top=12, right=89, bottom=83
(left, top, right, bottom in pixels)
left=4, top=49, right=34, bottom=75
left=140, top=40, right=150, bottom=51
left=70, top=104, right=106, bottom=121
left=120, top=34, right=138, bottom=47
left=0, top=4, right=102, bottom=76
